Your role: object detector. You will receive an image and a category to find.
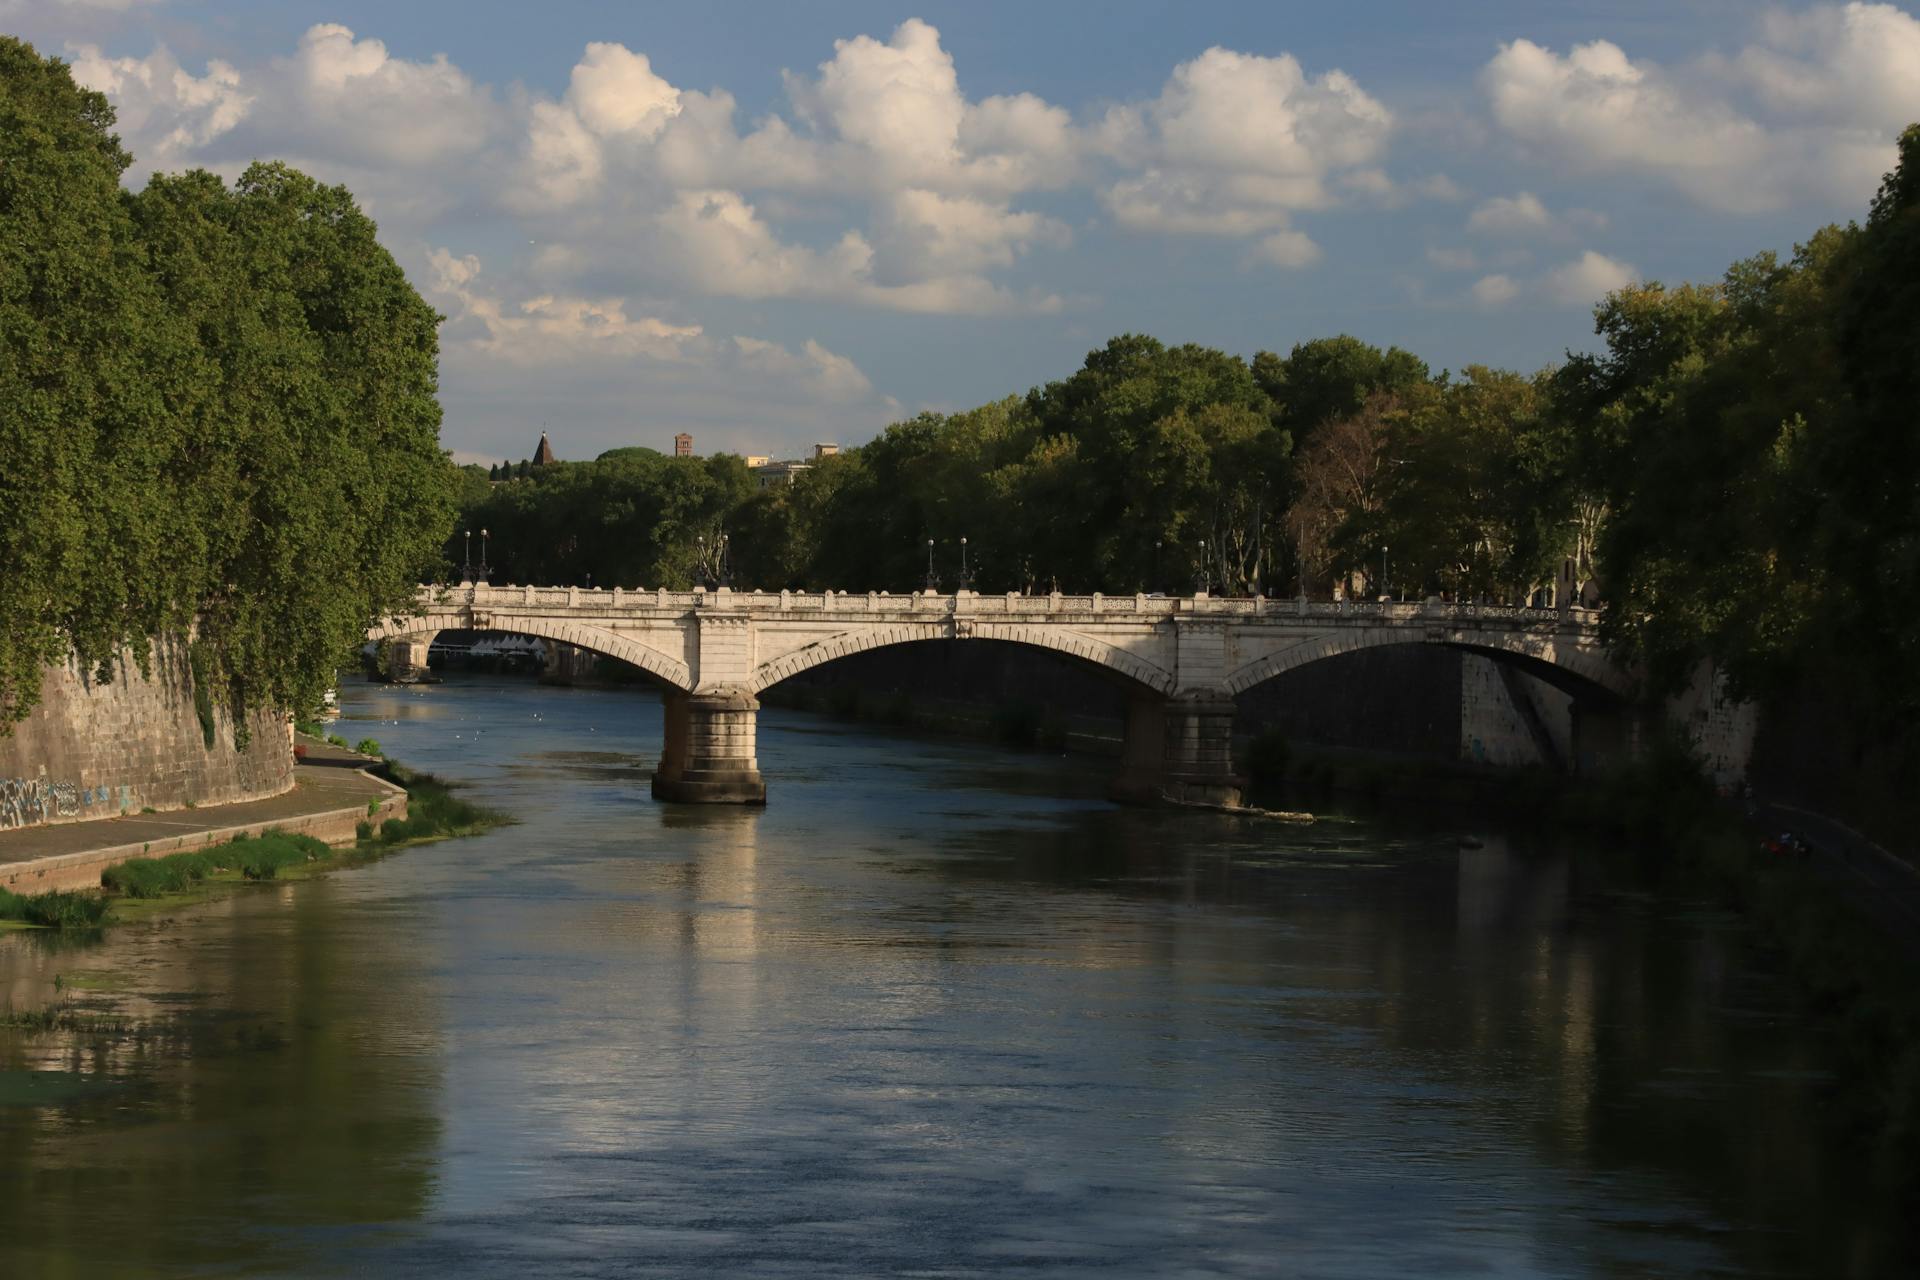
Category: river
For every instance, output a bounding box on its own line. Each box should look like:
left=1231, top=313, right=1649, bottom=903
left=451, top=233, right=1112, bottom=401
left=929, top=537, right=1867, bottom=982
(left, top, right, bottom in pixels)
left=1, top=675, right=1909, bottom=1277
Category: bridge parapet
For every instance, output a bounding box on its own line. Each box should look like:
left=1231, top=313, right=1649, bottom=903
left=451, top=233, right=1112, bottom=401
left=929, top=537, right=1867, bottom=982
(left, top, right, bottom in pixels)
left=406, top=583, right=1598, bottom=630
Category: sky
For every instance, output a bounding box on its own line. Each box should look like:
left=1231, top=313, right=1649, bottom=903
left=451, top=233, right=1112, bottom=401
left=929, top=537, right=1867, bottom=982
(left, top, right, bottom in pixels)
left=6, top=1, right=1919, bottom=465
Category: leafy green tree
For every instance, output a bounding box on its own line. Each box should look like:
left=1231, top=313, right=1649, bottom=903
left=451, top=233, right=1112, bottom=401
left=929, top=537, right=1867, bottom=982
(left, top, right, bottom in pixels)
left=1, top=39, right=453, bottom=733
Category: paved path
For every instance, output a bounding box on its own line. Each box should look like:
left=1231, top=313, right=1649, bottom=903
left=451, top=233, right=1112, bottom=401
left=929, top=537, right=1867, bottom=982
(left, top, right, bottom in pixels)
left=0, top=740, right=392, bottom=871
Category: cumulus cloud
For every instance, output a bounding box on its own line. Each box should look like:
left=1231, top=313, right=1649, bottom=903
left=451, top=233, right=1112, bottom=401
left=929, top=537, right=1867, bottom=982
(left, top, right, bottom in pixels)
left=1467, top=191, right=1552, bottom=234
left=1482, top=5, right=1920, bottom=211
left=1462, top=251, right=1636, bottom=307
left=1545, top=250, right=1637, bottom=304
left=255, top=24, right=499, bottom=169
left=65, top=43, right=250, bottom=174
left=1095, top=46, right=1390, bottom=247
left=1250, top=230, right=1322, bottom=268
left=1471, top=274, right=1521, bottom=306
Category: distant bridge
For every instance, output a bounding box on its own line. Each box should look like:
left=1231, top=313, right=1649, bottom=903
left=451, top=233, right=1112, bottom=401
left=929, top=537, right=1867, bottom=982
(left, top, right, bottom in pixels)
left=371, top=584, right=1626, bottom=806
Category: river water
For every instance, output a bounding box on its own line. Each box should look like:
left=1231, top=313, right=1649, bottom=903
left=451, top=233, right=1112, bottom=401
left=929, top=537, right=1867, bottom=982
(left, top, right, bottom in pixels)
left=0, top=675, right=1909, bottom=1277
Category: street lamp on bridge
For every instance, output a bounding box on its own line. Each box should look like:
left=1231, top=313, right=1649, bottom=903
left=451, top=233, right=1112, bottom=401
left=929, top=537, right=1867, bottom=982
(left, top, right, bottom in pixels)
left=957, top=536, right=973, bottom=592
left=924, top=538, right=938, bottom=593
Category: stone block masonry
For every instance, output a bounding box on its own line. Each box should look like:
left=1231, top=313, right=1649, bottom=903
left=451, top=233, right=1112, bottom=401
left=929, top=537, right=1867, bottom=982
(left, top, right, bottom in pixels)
left=0, top=640, right=293, bottom=831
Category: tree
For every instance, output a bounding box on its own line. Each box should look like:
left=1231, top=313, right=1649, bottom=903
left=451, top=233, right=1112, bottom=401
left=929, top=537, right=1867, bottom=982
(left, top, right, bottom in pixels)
left=0, top=38, right=454, bottom=733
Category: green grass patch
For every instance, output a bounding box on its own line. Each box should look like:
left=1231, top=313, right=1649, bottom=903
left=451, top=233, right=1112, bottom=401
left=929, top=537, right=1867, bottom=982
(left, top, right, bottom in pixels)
left=0, top=887, right=110, bottom=929
left=363, top=761, right=502, bottom=846
left=100, top=831, right=332, bottom=899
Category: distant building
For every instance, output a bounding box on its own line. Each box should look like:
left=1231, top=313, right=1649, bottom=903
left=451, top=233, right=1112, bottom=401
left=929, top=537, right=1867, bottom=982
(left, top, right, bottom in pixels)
left=813, top=442, right=839, bottom=460
left=752, top=461, right=812, bottom=489
left=532, top=432, right=557, bottom=466
left=674, top=432, right=694, bottom=457
left=744, top=455, right=771, bottom=468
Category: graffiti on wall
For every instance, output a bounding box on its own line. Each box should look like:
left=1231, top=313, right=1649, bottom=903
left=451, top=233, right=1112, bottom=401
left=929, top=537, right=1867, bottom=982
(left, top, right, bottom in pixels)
left=1, top=775, right=96, bottom=829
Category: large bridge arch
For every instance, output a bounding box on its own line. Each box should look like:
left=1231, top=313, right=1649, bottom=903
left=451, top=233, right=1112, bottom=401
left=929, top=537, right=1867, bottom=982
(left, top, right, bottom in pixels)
left=746, top=622, right=1177, bottom=698
left=369, top=612, right=694, bottom=691
left=1225, top=626, right=1634, bottom=703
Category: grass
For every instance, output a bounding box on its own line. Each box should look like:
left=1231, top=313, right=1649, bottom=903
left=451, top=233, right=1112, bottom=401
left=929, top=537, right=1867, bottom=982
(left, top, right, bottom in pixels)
left=365, top=759, right=501, bottom=844
left=0, top=888, right=110, bottom=929
left=99, top=831, right=333, bottom=899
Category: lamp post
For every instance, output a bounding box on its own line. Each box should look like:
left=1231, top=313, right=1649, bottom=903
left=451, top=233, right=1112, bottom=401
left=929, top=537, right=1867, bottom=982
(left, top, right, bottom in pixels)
left=718, top=533, right=731, bottom=589
left=924, top=538, right=938, bottom=593
left=957, top=536, right=973, bottom=592
left=1153, top=540, right=1162, bottom=595
left=1194, top=540, right=1209, bottom=596
left=462, top=529, right=473, bottom=583
left=479, top=528, right=490, bottom=583
left=1381, top=545, right=1389, bottom=601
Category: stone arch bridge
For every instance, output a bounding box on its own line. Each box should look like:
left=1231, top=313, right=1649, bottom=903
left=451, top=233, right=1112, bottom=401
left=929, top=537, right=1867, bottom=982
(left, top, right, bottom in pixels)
left=371, top=583, right=1626, bottom=806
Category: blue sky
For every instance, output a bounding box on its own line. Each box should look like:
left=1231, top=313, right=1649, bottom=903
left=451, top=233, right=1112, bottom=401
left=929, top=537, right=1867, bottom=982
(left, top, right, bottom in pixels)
left=8, top=1, right=1917, bottom=463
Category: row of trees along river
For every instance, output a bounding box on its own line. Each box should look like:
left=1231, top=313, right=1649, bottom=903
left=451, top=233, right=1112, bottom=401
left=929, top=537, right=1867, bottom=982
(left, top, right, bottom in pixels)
left=0, top=37, right=452, bottom=737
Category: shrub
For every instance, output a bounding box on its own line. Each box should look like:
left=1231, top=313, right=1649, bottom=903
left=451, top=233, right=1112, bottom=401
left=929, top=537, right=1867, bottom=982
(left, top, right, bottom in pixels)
left=354, top=737, right=382, bottom=757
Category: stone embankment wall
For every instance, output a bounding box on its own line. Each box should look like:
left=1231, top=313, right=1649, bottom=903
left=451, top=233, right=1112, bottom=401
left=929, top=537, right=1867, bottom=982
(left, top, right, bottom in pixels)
left=0, top=643, right=293, bottom=831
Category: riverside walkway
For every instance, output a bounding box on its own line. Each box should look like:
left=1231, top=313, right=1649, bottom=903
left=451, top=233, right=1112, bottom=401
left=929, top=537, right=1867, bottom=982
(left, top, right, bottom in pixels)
left=0, top=740, right=405, bottom=895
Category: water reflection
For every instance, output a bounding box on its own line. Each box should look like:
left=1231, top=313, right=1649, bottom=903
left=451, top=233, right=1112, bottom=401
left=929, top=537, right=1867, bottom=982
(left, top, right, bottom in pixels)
left=0, top=674, right=1908, bottom=1277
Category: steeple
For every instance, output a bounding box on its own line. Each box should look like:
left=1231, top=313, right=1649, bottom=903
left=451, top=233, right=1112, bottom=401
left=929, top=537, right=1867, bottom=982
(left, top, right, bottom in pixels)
left=532, top=431, right=556, bottom=466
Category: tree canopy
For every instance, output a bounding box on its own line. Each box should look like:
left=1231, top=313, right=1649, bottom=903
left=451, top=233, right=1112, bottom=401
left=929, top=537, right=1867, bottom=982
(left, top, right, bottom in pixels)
left=0, top=37, right=454, bottom=732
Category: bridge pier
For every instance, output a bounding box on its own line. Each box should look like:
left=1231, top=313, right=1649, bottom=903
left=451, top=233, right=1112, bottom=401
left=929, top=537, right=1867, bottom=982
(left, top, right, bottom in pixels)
left=1111, top=691, right=1244, bottom=808
left=384, top=635, right=434, bottom=684
left=652, top=687, right=767, bottom=805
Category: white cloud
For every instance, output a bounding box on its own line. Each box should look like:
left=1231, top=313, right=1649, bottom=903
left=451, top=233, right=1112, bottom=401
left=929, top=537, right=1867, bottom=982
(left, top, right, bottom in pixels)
left=427, top=248, right=703, bottom=364
left=1545, top=250, right=1637, bottom=304
left=566, top=42, right=681, bottom=139
left=65, top=43, right=250, bottom=174
left=1097, top=47, right=1391, bottom=240
left=1471, top=273, right=1521, bottom=306
left=1736, top=2, right=1920, bottom=129
left=1467, top=191, right=1552, bottom=234
left=1250, top=230, right=1322, bottom=268
left=1482, top=6, right=1918, bottom=211
left=258, top=24, right=499, bottom=169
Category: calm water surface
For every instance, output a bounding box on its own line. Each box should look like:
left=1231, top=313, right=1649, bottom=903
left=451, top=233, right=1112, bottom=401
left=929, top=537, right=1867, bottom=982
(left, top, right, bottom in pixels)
left=0, top=675, right=1908, bottom=1277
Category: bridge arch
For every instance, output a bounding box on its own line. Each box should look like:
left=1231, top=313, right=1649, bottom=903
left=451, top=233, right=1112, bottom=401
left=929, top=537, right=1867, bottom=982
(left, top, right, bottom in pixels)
left=747, top=622, right=1176, bottom=697
left=1225, top=626, right=1634, bottom=702
left=369, top=612, right=694, bottom=691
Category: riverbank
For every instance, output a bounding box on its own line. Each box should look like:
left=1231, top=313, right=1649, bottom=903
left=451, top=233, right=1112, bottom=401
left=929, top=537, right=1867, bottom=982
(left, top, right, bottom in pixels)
left=0, top=741, right=500, bottom=924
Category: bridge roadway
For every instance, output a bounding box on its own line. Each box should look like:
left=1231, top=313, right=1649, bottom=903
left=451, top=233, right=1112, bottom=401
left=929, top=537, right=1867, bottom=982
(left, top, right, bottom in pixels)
left=371, top=584, right=1624, bottom=806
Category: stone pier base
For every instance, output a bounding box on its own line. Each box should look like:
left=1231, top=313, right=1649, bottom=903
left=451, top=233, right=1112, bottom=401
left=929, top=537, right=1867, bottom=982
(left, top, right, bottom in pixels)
left=1111, top=691, right=1244, bottom=808
left=651, top=686, right=767, bottom=804
left=385, top=636, right=435, bottom=684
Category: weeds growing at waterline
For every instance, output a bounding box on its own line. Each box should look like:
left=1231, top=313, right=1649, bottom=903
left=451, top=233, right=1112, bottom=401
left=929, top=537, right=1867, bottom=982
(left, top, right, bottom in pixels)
left=101, top=832, right=333, bottom=898
left=0, top=888, right=110, bottom=929
left=365, top=760, right=500, bottom=841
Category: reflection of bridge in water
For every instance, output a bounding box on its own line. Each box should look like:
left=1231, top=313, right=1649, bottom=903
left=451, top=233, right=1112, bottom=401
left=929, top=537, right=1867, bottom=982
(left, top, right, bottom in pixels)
left=371, top=584, right=1630, bottom=806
